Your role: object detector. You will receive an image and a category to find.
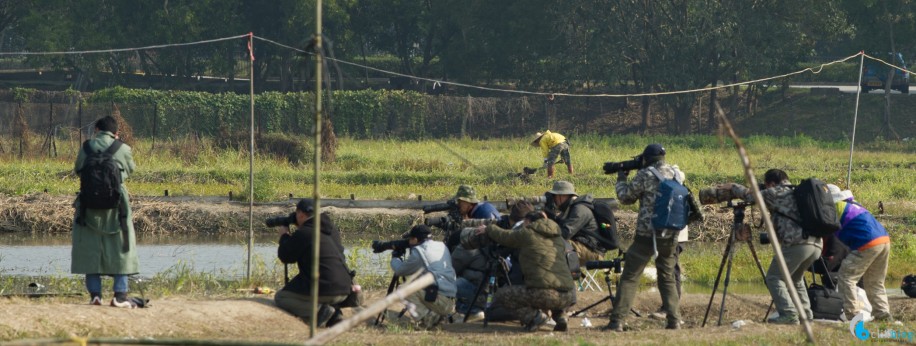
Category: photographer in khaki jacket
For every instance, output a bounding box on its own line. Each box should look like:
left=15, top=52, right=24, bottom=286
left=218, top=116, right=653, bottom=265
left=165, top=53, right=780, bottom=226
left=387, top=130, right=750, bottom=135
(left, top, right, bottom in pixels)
left=477, top=211, right=576, bottom=332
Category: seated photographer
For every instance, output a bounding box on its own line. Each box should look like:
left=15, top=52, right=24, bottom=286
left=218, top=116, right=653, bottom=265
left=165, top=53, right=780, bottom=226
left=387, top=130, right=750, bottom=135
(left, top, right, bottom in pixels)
left=454, top=184, right=500, bottom=220
left=476, top=211, right=577, bottom=332
left=453, top=200, right=535, bottom=322
left=390, top=225, right=458, bottom=329
left=544, top=181, right=605, bottom=262
left=274, top=199, right=351, bottom=326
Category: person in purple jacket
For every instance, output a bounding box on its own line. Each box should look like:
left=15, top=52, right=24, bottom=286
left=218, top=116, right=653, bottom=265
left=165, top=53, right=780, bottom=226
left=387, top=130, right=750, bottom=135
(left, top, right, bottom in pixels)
left=826, top=184, right=893, bottom=322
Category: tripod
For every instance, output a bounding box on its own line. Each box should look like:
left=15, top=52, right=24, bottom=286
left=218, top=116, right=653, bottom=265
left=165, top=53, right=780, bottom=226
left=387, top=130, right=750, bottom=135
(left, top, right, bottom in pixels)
left=702, top=201, right=768, bottom=327
left=571, top=254, right=641, bottom=318
left=571, top=266, right=617, bottom=317
left=463, top=249, right=512, bottom=327
left=374, top=275, right=402, bottom=326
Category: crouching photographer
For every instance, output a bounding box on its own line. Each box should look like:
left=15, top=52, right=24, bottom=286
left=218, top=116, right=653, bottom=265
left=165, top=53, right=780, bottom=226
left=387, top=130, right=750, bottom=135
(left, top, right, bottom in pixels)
left=475, top=211, right=577, bottom=332
left=273, top=199, right=352, bottom=327
left=389, top=225, right=457, bottom=330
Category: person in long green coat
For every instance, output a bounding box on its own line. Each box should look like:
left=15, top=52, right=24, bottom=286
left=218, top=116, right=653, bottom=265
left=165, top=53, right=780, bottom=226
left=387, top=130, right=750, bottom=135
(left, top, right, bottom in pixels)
left=71, top=115, right=138, bottom=307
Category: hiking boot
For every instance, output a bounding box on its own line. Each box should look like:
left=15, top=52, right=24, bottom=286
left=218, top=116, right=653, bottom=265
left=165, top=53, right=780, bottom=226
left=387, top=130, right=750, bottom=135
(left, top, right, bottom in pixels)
left=666, top=319, right=681, bottom=330
left=89, top=295, right=102, bottom=306
left=767, top=315, right=799, bottom=325
left=316, top=304, right=335, bottom=327
left=602, top=320, right=624, bottom=332
left=326, top=308, right=344, bottom=327
left=524, top=311, right=549, bottom=332
left=551, top=310, right=568, bottom=332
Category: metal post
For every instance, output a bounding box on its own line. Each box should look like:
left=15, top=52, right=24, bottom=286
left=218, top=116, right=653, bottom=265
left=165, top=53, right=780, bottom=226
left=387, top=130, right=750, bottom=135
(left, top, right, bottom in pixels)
left=247, top=34, right=256, bottom=283
left=847, top=52, right=865, bottom=189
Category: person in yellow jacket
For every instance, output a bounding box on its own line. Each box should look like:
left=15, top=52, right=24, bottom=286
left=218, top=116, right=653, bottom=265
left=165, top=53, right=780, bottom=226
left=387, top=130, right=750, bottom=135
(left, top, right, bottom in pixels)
left=530, top=130, right=572, bottom=178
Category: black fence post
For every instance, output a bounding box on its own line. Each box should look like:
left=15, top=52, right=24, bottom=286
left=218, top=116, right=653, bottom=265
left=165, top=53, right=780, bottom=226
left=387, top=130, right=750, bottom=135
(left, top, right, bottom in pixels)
left=152, top=103, right=158, bottom=150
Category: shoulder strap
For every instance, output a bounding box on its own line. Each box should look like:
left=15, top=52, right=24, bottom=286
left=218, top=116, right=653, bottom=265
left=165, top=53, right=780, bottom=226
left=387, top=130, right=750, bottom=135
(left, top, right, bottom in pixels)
left=647, top=166, right=665, bottom=181
left=105, top=140, right=123, bottom=156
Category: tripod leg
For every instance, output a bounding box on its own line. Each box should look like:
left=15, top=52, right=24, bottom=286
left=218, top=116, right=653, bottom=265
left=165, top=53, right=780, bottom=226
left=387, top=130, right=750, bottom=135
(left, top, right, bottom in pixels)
left=717, top=245, right=737, bottom=326
left=746, top=240, right=768, bottom=281
left=702, top=237, right=734, bottom=327
left=375, top=275, right=400, bottom=326
left=465, top=267, right=491, bottom=323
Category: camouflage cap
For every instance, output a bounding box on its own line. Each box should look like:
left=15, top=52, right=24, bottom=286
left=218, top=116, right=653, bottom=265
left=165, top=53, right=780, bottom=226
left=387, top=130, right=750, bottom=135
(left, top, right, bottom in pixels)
left=454, top=184, right=480, bottom=204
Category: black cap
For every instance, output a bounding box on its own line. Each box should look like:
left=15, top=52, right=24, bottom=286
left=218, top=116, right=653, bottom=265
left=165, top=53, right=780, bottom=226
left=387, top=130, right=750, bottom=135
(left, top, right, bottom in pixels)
left=643, top=143, right=666, bottom=158
left=296, top=199, right=315, bottom=213
left=403, top=225, right=432, bottom=242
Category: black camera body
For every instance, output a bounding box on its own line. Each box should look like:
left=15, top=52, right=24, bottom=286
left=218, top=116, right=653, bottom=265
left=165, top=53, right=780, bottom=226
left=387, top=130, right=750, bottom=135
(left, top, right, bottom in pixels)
left=603, top=158, right=642, bottom=175
left=265, top=212, right=297, bottom=227
left=584, top=257, right=624, bottom=273
left=371, top=239, right=411, bottom=256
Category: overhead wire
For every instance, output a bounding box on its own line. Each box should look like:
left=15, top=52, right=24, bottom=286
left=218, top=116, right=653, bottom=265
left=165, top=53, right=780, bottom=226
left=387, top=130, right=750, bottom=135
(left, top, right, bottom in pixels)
left=0, top=34, right=251, bottom=56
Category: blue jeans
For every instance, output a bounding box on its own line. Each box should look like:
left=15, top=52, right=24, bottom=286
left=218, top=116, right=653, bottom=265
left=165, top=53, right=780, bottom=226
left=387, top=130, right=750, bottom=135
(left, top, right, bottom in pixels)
left=86, top=274, right=129, bottom=295
left=455, top=277, right=482, bottom=314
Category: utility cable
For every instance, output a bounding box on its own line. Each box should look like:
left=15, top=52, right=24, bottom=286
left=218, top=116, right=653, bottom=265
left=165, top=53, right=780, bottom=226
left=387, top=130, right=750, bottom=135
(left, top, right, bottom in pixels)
left=0, top=34, right=250, bottom=56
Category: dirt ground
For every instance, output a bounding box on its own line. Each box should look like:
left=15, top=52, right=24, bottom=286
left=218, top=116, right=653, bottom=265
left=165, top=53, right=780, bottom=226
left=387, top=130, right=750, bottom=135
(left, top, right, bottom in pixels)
left=3, top=289, right=916, bottom=345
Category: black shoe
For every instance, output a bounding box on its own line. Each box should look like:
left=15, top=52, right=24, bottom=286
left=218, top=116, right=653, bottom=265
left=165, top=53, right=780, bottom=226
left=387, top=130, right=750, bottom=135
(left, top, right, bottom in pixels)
left=602, top=320, right=623, bottom=332
left=666, top=319, right=681, bottom=330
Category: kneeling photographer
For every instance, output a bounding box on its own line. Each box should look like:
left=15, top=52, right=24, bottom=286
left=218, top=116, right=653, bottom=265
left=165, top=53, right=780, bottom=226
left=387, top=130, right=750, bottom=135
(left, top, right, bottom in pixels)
left=475, top=211, right=577, bottom=332
left=273, top=199, right=352, bottom=327
left=389, top=225, right=457, bottom=330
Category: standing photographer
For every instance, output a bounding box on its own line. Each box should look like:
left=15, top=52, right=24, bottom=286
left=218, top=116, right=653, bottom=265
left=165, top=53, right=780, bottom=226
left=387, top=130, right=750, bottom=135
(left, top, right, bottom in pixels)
left=477, top=211, right=577, bottom=332
left=274, top=199, right=351, bottom=326
left=606, top=143, right=685, bottom=331
left=729, top=169, right=821, bottom=324
left=390, top=225, right=457, bottom=330
left=826, top=184, right=893, bottom=322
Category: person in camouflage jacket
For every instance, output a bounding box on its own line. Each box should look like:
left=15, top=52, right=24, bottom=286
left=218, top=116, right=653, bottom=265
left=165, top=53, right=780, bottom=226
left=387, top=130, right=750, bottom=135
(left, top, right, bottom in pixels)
left=479, top=212, right=576, bottom=332
left=728, top=169, right=822, bottom=324
left=606, top=144, right=685, bottom=331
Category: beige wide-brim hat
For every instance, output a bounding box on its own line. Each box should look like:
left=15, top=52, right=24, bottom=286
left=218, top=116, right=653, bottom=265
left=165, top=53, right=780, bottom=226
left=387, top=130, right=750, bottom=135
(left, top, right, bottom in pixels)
left=547, top=180, right=577, bottom=196
left=826, top=184, right=854, bottom=203
left=530, top=132, right=544, bottom=146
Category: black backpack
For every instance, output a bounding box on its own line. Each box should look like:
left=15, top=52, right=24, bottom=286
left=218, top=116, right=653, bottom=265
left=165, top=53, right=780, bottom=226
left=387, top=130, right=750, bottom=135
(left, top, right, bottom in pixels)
left=583, top=200, right=620, bottom=252
left=79, top=140, right=124, bottom=210
left=793, top=178, right=840, bottom=238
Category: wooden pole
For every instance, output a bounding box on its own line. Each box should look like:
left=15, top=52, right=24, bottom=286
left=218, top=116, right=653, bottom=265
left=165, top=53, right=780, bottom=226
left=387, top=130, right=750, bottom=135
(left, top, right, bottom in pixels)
left=247, top=33, right=256, bottom=284
left=305, top=273, right=435, bottom=346
left=713, top=101, right=815, bottom=343
left=310, top=1, right=324, bottom=337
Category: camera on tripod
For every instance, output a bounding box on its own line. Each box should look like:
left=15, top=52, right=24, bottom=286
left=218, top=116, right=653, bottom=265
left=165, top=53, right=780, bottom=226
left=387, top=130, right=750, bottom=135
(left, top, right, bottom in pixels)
left=265, top=212, right=297, bottom=227
left=584, top=257, right=624, bottom=273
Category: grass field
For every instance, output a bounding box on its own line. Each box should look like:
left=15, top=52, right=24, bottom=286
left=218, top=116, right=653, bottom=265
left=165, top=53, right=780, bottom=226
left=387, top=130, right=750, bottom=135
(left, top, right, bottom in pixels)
left=1, top=134, right=915, bottom=285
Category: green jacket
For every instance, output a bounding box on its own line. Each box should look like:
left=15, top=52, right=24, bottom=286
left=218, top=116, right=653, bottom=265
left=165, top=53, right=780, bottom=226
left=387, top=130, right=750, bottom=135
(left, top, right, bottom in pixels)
left=71, top=131, right=139, bottom=275
left=485, top=218, right=574, bottom=291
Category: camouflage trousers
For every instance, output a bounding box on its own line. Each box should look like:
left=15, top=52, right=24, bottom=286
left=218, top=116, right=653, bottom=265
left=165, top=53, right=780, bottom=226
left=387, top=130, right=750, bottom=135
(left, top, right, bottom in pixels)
left=542, top=141, right=571, bottom=169
left=494, top=286, right=577, bottom=323
left=404, top=290, right=455, bottom=329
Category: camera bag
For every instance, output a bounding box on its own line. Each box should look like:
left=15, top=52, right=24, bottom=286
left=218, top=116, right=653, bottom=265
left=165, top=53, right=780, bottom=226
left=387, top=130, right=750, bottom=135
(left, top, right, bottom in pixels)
left=806, top=263, right=844, bottom=320
left=581, top=200, right=620, bottom=251
left=78, top=140, right=124, bottom=210
left=793, top=178, right=841, bottom=238
left=647, top=167, right=690, bottom=232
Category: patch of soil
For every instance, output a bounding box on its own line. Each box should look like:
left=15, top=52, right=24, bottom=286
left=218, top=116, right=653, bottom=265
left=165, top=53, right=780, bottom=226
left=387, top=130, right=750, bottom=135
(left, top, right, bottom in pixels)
left=3, top=290, right=915, bottom=345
